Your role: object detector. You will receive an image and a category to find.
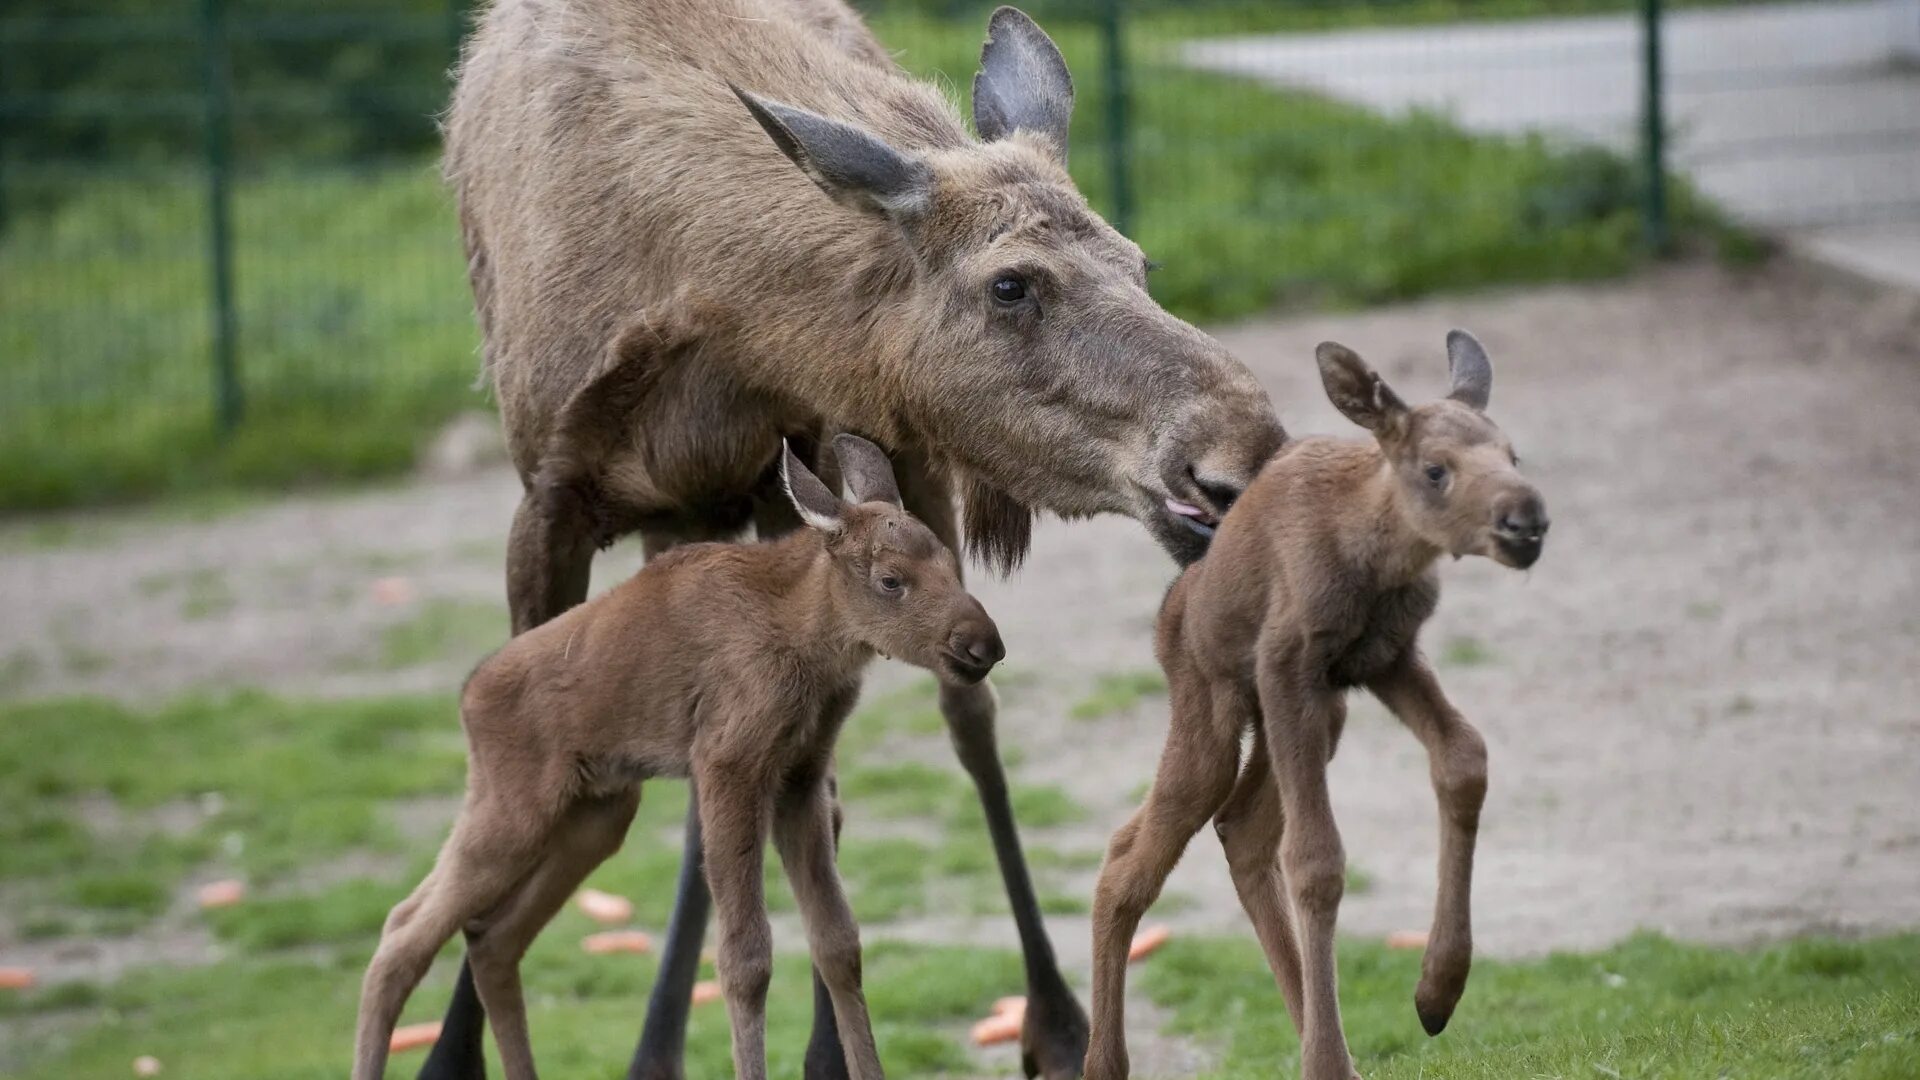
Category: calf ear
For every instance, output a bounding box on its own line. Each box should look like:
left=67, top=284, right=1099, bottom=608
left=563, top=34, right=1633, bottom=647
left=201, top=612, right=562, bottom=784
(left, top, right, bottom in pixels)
left=1445, top=329, right=1493, bottom=411
left=973, top=7, right=1074, bottom=163
left=782, top=441, right=847, bottom=534
left=732, top=85, right=932, bottom=219
left=1316, top=342, right=1408, bottom=436
left=832, top=434, right=904, bottom=509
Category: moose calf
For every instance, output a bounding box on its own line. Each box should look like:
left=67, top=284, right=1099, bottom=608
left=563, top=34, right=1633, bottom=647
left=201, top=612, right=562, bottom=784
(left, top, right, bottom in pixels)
left=351, top=435, right=1004, bottom=1080
left=1085, top=332, right=1549, bottom=1080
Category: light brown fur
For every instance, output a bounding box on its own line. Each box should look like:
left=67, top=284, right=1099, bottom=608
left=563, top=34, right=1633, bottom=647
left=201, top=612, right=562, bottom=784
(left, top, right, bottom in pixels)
left=1084, top=333, right=1550, bottom=1080
left=351, top=437, right=1002, bottom=1080
left=442, top=5, right=1284, bottom=1074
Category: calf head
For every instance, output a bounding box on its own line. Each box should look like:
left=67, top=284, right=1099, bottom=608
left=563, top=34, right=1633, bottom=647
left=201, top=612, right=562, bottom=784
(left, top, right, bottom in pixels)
left=736, top=7, right=1285, bottom=570
left=1316, top=331, right=1550, bottom=570
left=783, top=434, right=1005, bottom=685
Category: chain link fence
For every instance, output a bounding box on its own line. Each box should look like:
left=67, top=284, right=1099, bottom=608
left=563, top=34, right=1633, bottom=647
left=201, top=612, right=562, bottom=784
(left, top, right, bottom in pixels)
left=3, top=0, right=1912, bottom=511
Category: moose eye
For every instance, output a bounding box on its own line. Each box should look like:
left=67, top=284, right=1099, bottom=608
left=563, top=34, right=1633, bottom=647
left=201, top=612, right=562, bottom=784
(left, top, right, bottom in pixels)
left=1424, top=464, right=1448, bottom=487
left=877, top=575, right=904, bottom=596
left=989, top=275, right=1027, bottom=305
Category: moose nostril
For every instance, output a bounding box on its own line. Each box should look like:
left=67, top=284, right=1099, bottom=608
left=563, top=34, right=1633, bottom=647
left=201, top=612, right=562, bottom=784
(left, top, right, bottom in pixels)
left=967, top=634, right=1005, bottom=666
left=1188, top=468, right=1243, bottom=514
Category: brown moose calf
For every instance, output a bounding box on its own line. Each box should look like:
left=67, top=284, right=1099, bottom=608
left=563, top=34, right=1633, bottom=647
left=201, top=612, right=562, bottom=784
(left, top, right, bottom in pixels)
left=1085, top=332, right=1550, bottom=1080
left=351, top=435, right=1003, bottom=1080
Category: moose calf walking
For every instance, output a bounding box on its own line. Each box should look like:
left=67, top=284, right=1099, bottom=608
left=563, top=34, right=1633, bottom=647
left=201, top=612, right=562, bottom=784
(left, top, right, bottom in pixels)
left=1085, top=332, right=1549, bottom=1080
left=351, top=435, right=1004, bottom=1080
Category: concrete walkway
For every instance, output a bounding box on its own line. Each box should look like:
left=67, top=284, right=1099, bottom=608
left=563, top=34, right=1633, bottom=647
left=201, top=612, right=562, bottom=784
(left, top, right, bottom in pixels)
left=1183, top=0, right=1920, bottom=290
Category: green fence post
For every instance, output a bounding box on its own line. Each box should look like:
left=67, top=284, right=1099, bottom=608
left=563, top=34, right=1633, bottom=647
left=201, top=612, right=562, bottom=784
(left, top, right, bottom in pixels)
left=200, top=0, right=242, bottom=432
left=1098, top=0, right=1135, bottom=238
left=1640, top=0, right=1669, bottom=254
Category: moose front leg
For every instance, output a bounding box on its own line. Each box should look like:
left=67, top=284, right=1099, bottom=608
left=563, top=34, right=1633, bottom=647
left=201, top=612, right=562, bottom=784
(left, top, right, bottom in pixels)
left=944, top=680, right=1089, bottom=1079
left=890, top=451, right=1085, bottom=1078
left=1367, top=653, right=1488, bottom=1037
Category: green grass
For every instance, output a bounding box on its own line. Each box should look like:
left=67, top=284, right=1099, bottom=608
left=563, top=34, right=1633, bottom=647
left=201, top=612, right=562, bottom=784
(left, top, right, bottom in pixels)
left=3, top=683, right=1917, bottom=1077
left=376, top=598, right=508, bottom=670
left=1071, top=669, right=1170, bottom=720
left=1139, top=932, right=1920, bottom=1078
left=1438, top=635, right=1496, bottom=667
left=2, top=8, right=1733, bottom=512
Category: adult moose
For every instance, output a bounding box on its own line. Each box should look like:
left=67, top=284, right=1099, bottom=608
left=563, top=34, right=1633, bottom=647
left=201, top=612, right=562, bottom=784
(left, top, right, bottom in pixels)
left=431, top=1, right=1285, bottom=1077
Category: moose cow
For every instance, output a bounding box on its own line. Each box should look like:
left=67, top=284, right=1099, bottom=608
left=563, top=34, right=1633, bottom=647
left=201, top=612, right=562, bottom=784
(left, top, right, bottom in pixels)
left=431, top=1, right=1286, bottom=1077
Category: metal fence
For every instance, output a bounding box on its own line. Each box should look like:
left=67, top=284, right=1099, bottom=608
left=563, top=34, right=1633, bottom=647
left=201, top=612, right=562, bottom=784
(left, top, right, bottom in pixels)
left=3, top=0, right=1914, bottom=511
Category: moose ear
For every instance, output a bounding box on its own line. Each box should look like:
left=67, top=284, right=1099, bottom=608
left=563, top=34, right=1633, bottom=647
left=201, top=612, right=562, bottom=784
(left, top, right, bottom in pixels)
left=782, top=440, right=847, bottom=534
left=973, top=7, right=1074, bottom=163
left=732, top=85, right=932, bottom=218
left=832, top=434, right=903, bottom=509
left=1316, top=341, right=1408, bottom=436
left=1445, top=329, right=1493, bottom=411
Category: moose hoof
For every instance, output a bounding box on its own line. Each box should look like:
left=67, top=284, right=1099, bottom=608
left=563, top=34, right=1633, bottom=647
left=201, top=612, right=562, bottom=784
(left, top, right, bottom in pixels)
left=1019, top=990, right=1090, bottom=1079
left=1415, top=998, right=1453, bottom=1037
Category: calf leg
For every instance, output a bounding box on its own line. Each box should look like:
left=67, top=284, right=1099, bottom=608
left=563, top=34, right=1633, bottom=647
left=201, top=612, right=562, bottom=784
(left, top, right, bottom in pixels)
left=1367, top=654, right=1488, bottom=1037
left=1256, top=671, right=1355, bottom=1080
left=419, top=479, right=596, bottom=1080
left=1085, top=675, right=1241, bottom=1080
left=358, top=800, right=556, bottom=1080
left=1212, top=726, right=1308, bottom=1034
left=775, top=778, right=883, bottom=1080
left=694, top=768, right=776, bottom=1080
left=466, top=792, right=641, bottom=1080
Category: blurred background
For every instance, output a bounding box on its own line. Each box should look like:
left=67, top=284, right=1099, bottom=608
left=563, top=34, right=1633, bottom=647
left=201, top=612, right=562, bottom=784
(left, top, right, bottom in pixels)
left=3, top=1, right=1918, bottom=1077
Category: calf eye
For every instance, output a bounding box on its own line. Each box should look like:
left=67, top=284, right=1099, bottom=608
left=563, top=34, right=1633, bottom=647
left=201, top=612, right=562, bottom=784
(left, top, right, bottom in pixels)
left=990, top=275, right=1027, bottom=305
left=1425, top=464, right=1448, bottom=487
left=877, top=575, right=904, bottom=596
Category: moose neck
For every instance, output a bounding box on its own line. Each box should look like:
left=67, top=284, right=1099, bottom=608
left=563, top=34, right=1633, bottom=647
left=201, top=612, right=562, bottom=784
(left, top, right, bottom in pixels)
left=1349, top=452, right=1445, bottom=588
left=762, top=531, right=876, bottom=681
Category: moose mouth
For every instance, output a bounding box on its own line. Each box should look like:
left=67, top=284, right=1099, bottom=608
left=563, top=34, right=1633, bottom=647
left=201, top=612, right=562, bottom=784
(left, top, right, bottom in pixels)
left=940, top=652, right=996, bottom=686
left=1163, top=497, right=1220, bottom=540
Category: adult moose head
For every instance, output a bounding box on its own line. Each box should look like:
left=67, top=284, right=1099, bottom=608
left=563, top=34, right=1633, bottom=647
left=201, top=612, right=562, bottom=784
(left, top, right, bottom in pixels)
left=430, top=3, right=1287, bottom=1078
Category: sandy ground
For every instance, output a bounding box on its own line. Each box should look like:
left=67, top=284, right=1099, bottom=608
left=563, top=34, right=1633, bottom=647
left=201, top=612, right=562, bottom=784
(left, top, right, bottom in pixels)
left=5, top=259, right=1920, bottom=1068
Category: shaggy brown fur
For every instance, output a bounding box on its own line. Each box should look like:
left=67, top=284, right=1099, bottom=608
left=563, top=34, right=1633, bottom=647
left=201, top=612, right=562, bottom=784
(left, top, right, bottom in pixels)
left=351, top=436, right=1001, bottom=1080
left=1084, top=333, right=1550, bottom=1080
left=439, top=4, right=1285, bottom=1075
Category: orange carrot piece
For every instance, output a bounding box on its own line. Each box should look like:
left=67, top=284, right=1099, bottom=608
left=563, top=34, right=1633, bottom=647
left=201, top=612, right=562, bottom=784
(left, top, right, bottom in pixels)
left=390, top=1022, right=443, bottom=1053
left=576, top=888, right=634, bottom=926
left=197, top=879, right=246, bottom=909
left=0, top=968, right=34, bottom=990
left=691, top=980, right=724, bottom=1006
left=582, top=930, right=652, bottom=955
left=1385, top=929, right=1429, bottom=950
left=1129, top=924, right=1172, bottom=962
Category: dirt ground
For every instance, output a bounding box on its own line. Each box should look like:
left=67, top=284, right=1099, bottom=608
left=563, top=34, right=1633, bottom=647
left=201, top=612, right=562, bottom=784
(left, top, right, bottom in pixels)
left=5, top=259, right=1919, bottom=1028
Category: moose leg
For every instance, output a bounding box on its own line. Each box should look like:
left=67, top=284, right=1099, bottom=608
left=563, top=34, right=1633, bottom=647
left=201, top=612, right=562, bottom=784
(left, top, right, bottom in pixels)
left=1085, top=671, right=1240, bottom=1080
left=889, top=454, right=1086, bottom=1079
left=1212, top=724, right=1309, bottom=1035
left=776, top=776, right=883, bottom=1080
left=1367, top=654, right=1488, bottom=1037
left=628, top=791, right=711, bottom=1080
left=694, top=766, right=777, bottom=1080
left=418, top=484, right=597, bottom=1080
left=466, top=792, right=641, bottom=1080
left=363, top=799, right=555, bottom=1080
left=1256, top=670, right=1356, bottom=1080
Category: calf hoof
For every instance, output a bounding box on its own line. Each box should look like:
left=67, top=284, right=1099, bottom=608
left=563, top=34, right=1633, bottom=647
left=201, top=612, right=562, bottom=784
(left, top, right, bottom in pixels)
left=1414, top=949, right=1471, bottom=1036
left=1020, top=990, right=1091, bottom=1079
